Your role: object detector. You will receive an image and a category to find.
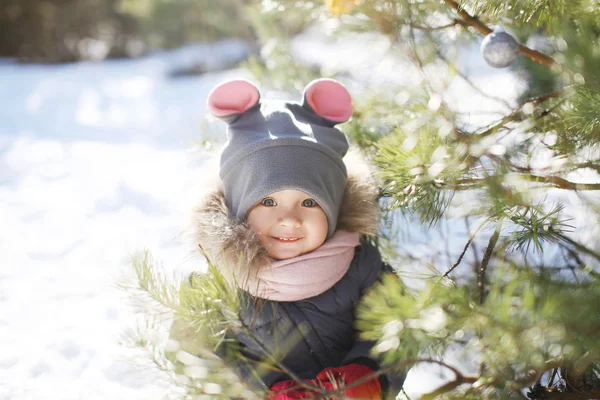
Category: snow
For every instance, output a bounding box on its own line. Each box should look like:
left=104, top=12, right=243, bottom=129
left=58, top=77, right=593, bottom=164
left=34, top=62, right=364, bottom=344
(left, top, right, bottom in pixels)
left=0, top=31, right=545, bottom=400
left=0, top=40, right=249, bottom=400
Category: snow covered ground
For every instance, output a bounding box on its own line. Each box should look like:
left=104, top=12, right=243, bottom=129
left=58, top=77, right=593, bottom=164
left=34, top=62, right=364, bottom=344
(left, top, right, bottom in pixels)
left=0, top=33, right=527, bottom=400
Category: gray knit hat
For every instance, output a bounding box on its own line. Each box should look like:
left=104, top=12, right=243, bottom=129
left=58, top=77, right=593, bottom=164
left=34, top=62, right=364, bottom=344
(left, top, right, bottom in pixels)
left=207, top=79, right=353, bottom=239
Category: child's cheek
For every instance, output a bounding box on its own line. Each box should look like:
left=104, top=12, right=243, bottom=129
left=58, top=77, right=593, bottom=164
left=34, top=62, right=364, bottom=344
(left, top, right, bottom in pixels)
left=246, top=207, right=270, bottom=237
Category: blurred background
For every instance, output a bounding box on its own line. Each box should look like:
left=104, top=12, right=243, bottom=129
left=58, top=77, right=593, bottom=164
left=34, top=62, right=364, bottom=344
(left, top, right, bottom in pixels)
left=0, top=0, right=257, bottom=63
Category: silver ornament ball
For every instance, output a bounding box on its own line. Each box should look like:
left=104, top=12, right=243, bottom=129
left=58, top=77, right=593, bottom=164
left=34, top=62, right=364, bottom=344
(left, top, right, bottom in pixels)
left=480, top=29, right=519, bottom=68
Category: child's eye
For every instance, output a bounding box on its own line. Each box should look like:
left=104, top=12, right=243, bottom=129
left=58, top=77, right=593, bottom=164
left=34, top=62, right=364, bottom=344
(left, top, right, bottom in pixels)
left=302, top=199, right=316, bottom=207
left=261, top=198, right=276, bottom=206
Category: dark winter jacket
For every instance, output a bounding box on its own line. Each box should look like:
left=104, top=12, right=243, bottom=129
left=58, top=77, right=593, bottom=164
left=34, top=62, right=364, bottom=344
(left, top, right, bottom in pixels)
left=187, top=171, right=406, bottom=399
left=230, top=239, right=405, bottom=398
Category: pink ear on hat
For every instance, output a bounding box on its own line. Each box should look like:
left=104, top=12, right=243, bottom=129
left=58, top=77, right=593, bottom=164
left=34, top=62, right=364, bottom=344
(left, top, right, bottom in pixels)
left=304, top=79, right=353, bottom=123
left=207, top=80, right=260, bottom=118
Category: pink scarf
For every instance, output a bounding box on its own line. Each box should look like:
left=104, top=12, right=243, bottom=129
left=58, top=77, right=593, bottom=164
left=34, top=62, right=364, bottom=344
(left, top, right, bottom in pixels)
left=238, top=230, right=360, bottom=301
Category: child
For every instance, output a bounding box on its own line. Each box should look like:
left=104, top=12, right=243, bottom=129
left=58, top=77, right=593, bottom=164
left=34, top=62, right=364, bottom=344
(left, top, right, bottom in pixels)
left=190, top=78, right=405, bottom=399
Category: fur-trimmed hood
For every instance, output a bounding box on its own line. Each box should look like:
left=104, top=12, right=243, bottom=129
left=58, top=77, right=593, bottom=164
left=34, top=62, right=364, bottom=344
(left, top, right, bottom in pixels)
left=191, top=167, right=380, bottom=275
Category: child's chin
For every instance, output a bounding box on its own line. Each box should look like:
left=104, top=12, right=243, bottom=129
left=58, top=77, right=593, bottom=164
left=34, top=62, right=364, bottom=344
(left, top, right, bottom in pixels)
left=268, top=248, right=303, bottom=260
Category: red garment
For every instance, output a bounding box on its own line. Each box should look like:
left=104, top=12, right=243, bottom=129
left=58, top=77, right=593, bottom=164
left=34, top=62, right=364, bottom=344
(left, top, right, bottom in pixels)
left=269, top=363, right=381, bottom=400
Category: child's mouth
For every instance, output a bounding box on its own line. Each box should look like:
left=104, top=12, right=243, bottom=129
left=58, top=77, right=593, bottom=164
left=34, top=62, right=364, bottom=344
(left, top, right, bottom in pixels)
left=272, top=237, right=300, bottom=243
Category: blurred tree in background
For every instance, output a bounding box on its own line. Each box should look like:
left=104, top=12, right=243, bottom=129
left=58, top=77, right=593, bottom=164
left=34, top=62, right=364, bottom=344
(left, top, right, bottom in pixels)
left=118, top=0, right=256, bottom=50
left=121, top=1, right=600, bottom=399
left=0, top=0, right=140, bottom=62
left=0, top=0, right=256, bottom=62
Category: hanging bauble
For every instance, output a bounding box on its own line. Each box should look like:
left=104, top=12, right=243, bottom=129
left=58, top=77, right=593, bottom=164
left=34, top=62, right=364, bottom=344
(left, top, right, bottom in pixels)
left=480, top=27, right=519, bottom=68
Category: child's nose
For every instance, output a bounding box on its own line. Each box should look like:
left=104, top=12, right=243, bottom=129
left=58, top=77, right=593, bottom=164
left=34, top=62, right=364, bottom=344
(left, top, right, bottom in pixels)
left=278, top=212, right=301, bottom=228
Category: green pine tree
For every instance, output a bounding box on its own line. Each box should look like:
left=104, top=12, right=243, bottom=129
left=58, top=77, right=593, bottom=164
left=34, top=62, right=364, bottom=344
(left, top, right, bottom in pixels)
left=121, top=1, right=600, bottom=399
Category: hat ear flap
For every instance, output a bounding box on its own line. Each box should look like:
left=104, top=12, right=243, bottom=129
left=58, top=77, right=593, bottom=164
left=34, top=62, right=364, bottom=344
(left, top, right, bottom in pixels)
left=207, top=80, right=260, bottom=122
left=303, top=79, right=353, bottom=124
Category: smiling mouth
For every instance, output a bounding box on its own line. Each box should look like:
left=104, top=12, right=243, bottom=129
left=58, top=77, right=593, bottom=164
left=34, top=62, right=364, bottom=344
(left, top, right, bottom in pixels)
left=272, top=237, right=301, bottom=242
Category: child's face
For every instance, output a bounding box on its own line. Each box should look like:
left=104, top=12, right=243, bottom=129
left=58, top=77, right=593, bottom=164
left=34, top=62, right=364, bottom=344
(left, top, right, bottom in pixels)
left=247, top=190, right=328, bottom=260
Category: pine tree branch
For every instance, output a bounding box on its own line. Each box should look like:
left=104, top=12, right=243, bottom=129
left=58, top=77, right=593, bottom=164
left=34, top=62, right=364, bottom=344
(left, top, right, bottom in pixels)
left=479, top=219, right=503, bottom=304
left=512, top=358, right=565, bottom=390
left=531, top=389, right=600, bottom=400
left=405, top=9, right=433, bottom=90
left=549, top=367, right=559, bottom=387
left=557, top=234, right=600, bottom=270
left=402, top=2, right=477, bottom=136
left=572, top=161, right=600, bottom=174
left=442, top=218, right=488, bottom=278
left=121, top=251, right=182, bottom=317
left=463, top=216, right=483, bottom=277
left=563, top=245, right=600, bottom=279
left=442, top=0, right=491, bottom=35
left=477, top=87, right=570, bottom=138
left=455, top=175, right=600, bottom=191
left=432, top=42, right=514, bottom=111
left=572, top=350, right=599, bottom=381
left=531, top=360, right=600, bottom=400
left=487, top=153, right=531, bottom=173
left=418, top=370, right=479, bottom=400
left=408, top=20, right=465, bottom=31
left=476, top=114, right=521, bottom=138
left=442, top=0, right=560, bottom=69
left=526, top=87, right=572, bottom=105
left=521, top=174, right=600, bottom=191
